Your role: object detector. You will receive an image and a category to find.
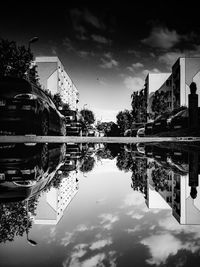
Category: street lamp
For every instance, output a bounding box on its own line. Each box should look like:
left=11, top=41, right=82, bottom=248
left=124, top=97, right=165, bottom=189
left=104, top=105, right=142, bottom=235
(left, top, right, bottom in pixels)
left=28, top=36, right=39, bottom=51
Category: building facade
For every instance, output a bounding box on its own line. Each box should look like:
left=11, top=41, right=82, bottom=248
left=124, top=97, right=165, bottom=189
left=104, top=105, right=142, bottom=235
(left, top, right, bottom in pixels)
left=35, top=56, right=79, bottom=110
left=172, top=57, right=200, bottom=109
left=34, top=171, right=79, bottom=225
left=145, top=73, right=171, bottom=119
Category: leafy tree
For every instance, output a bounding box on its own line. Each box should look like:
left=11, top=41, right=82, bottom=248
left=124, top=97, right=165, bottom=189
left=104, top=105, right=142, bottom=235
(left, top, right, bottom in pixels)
left=151, top=91, right=170, bottom=118
left=0, top=38, right=38, bottom=84
left=52, top=93, right=63, bottom=109
left=131, top=88, right=147, bottom=123
left=116, top=109, right=132, bottom=136
left=0, top=197, right=38, bottom=244
left=80, top=109, right=95, bottom=125
left=62, top=103, right=71, bottom=110
left=79, top=156, right=95, bottom=173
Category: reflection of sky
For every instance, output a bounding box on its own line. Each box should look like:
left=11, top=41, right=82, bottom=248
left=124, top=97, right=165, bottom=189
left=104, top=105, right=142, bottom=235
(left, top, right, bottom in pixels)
left=1, top=157, right=200, bottom=267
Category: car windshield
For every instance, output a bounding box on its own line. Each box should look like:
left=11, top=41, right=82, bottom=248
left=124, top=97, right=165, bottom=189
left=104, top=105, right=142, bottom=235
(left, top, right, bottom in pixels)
left=174, top=109, right=188, bottom=117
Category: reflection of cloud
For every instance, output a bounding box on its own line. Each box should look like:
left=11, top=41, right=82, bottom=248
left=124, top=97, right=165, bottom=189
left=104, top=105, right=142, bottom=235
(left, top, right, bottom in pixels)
left=81, top=253, right=106, bottom=267
left=47, top=226, right=57, bottom=243
left=126, top=210, right=144, bottom=220
left=65, top=253, right=106, bottom=267
left=159, top=213, right=200, bottom=238
left=125, top=225, right=141, bottom=233
left=60, top=232, right=73, bottom=247
left=96, top=198, right=106, bottom=204
left=76, top=224, right=90, bottom=232
left=90, top=238, right=112, bottom=250
left=123, top=192, right=144, bottom=207
left=99, top=213, right=119, bottom=230
left=141, top=234, right=196, bottom=265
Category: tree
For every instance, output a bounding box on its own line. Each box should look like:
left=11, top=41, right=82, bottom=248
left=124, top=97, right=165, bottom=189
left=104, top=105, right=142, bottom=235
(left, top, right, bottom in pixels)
left=116, top=109, right=132, bottom=136
left=0, top=38, right=38, bottom=84
left=80, top=109, right=95, bottom=125
left=52, top=93, right=63, bottom=109
left=151, top=91, right=170, bottom=118
left=131, top=88, right=147, bottom=123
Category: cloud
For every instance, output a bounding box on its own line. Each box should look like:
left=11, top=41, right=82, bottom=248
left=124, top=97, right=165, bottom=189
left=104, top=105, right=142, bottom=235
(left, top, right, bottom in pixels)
left=124, top=76, right=144, bottom=91
left=63, top=37, right=75, bottom=51
left=142, top=68, right=161, bottom=76
left=91, top=34, right=111, bottom=44
left=70, top=8, right=105, bottom=34
left=100, top=53, right=119, bottom=69
left=84, top=9, right=105, bottom=29
left=77, top=50, right=95, bottom=58
left=142, top=27, right=181, bottom=49
left=127, top=62, right=144, bottom=72
left=89, top=238, right=112, bottom=250
left=158, top=51, right=184, bottom=69
left=92, top=107, right=119, bottom=122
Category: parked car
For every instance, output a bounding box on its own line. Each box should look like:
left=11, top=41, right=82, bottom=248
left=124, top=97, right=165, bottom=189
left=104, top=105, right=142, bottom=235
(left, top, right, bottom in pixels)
left=0, top=77, right=66, bottom=135
left=87, top=125, right=96, bottom=136
left=59, top=109, right=82, bottom=136
left=124, top=128, right=138, bottom=137
left=136, top=127, right=145, bottom=137
left=152, top=112, right=171, bottom=134
left=169, top=109, right=189, bottom=130
left=145, top=120, right=154, bottom=135
left=0, top=143, right=66, bottom=202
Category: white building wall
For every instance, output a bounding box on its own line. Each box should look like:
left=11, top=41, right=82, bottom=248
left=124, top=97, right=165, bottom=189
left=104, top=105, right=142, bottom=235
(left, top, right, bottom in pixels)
left=35, top=56, right=79, bottom=110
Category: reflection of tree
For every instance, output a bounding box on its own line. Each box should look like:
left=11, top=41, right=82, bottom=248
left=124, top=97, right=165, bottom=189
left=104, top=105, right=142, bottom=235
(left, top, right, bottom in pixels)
left=116, top=149, right=133, bottom=172
left=131, top=158, right=147, bottom=198
left=44, top=169, right=67, bottom=192
left=96, top=144, right=120, bottom=160
left=79, top=156, right=95, bottom=173
left=151, top=165, right=169, bottom=191
left=0, top=197, right=38, bottom=244
left=116, top=147, right=148, bottom=198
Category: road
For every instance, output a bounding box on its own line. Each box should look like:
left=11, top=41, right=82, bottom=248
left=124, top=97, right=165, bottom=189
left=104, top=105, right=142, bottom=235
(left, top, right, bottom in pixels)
left=0, top=136, right=200, bottom=143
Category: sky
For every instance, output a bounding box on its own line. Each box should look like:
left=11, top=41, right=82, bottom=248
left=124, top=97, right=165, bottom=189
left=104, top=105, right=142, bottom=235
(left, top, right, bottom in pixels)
left=1, top=1, right=200, bottom=121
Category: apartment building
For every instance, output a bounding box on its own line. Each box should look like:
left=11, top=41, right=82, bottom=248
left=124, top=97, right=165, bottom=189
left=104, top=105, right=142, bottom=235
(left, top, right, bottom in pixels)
left=35, top=56, right=79, bottom=110
left=34, top=171, right=79, bottom=225
left=172, top=57, right=200, bottom=109
left=145, top=73, right=171, bottom=118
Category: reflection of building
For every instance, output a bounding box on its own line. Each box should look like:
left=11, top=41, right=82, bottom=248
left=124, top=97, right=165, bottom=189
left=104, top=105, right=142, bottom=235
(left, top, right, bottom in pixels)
left=146, top=146, right=200, bottom=225
left=173, top=173, right=200, bottom=225
left=172, top=57, right=200, bottom=109
left=35, top=56, right=79, bottom=110
left=34, top=171, right=78, bottom=225
left=146, top=158, right=173, bottom=208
